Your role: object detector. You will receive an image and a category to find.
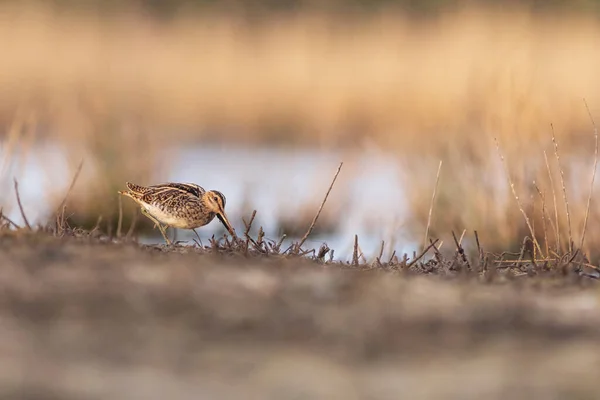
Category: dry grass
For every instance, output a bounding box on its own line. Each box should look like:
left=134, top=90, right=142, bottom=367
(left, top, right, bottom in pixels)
left=2, top=4, right=600, bottom=255
left=0, top=5, right=598, bottom=144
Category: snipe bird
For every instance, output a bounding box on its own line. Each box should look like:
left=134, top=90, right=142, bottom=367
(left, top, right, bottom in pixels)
left=118, top=182, right=236, bottom=245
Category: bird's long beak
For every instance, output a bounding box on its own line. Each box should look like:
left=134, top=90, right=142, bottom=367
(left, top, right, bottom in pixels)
left=216, top=210, right=236, bottom=236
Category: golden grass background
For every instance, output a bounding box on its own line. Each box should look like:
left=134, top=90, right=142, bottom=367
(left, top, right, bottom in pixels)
left=0, top=5, right=599, bottom=143
left=2, top=3, right=600, bottom=255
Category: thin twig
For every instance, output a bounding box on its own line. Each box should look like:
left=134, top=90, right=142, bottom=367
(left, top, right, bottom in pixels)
left=376, top=240, right=385, bottom=264
left=296, top=162, right=343, bottom=251
left=496, top=259, right=557, bottom=264
left=580, top=99, right=598, bottom=250
left=356, top=242, right=367, bottom=263
left=388, top=250, right=397, bottom=265
left=92, top=215, right=103, bottom=233
left=551, top=124, right=572, bottom=253
left=423, top=160, right=442, bottom=250
left=406, top=239, right=439, bottom=268
left=544, top=150, right=560, bottom=252
left=243, top=210, right=257, bottom=237
left=452, top=230, right=470, bottom=270
left=494, top=138, right=543, bottom=255
left=352, top=234, right=359, bottom=266
left=474, top=230, right=483, bottom=271
left=13, top=179, right=31, bottom=230
left=0, top=210, right=20, bottom=229
left=458, top=229, right=466, bottom=246
left=53, top=159, right=84, bottom=227
left=242, top=210, right=261, bottom=253
left=533, top=181, right=550, bottom=258
left=116, top=195, right=123, bottom=238
left=192, top=229, right=203, bottom=246
left=126, top=209, right=139, bottom=240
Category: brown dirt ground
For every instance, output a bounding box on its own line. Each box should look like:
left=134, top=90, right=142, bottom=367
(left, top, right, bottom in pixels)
left=1, top=233, right=600, bottom=400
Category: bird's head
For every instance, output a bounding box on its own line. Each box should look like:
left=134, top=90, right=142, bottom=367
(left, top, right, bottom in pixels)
left=205, top=190, right=235, bottom=236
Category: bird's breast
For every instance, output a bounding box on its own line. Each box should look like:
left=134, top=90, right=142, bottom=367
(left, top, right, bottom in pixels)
left=143, top=202, right=214, bottom=229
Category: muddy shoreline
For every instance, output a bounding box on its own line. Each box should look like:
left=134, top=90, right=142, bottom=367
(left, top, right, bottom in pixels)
left=1, top=234, right=599, bottom=399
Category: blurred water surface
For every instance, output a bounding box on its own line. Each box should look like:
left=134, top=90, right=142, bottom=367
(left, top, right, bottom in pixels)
left=1, top=142, right=417, bottom=260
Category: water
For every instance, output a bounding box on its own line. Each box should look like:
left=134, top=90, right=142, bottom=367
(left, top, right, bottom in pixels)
left=0, top=142, right=419, bottom=261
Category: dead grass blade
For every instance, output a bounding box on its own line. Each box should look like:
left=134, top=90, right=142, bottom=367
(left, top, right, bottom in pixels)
left=423, top=160, right=442, bottom=251
left=580, top=99, right=598, bottom=251
left=551, top=124, right=573, bottom=252
left=452, top=230, right=470, bottom=270
left=352, top=234, right=359, bottom=266
left=242, top=210, right=262, bottom=253
left=116, top=195, right=123, bottom=238
left=296, top=162, right=343, bottom=251
left=406, top=239, right=439, bottom=269
left=544, top=150, right=560, bottom=252
left=126, top=210, right=138, bottom=241
left=0, top=207, right=20, bottom=229
left=533, top=181, right=550, bottom=258
left=13, top=178, right=31, bottom=230
left=54, top=159, right=84, bottom=234
left=494, top=138, right=543, bottom=256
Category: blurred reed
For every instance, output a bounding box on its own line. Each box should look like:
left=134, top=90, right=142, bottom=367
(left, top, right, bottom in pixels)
left=0, top=3, right=599, bottom=254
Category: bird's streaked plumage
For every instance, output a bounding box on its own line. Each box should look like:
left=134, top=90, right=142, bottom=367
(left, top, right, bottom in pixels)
left=118, top=181, right=235, bottom=245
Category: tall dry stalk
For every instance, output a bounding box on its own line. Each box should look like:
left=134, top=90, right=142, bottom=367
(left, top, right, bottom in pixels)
left=580, top=99, right=598, bottom=251
left=494, top=137, right=543, bottom=256
left=544, top=150, right=561, bottom=252
left=423, top=160, right=442, bottom=251
left=551, top=125, right=573, bottom=252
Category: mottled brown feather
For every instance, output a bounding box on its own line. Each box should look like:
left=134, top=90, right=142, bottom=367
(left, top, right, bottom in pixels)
left=119, top=182, right=228, bottom=230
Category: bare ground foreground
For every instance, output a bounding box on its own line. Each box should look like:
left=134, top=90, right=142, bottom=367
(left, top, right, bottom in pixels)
left=1, top=233, right=600, bottom=399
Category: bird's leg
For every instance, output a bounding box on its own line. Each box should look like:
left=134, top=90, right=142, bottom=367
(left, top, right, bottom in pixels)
left=157, top=224, right=172, bottom=246
left=141, top=208, right=172, bottom=246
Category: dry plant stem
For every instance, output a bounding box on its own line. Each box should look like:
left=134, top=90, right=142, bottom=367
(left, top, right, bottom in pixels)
left=356, top=242, right=367, bottom=263
left=276, top=234, right=286, bottom=251
left=242, top=210, right=261, bottom=252
left=0, top=212, right=20, bottom=229
left=117, top=195, right=123, bottom=238
left=388, top=250, right=397, bottom=264
left=13, top=179, right=31, bottom=230
left=474, top=230, right=483, bottom=270
left=497, top=258, right=557, bottom=264
left=474, top=230, right=481, bottom=253
left=551, top=124, right=573, bottom=253
left=192, top=229, right=202, bottom=246
left=406, top=239, right=439, bottom=268
left=494, top=138, right=543, bottom=255
left=296, top=162, right=343, bottom=252
left=533, top=182, right=550, bottom=258
left=574, top=261, right=600, bottom=270
left=531, top=194, right=536, bottom=261
left=544, top=151, right=561, bottom=252
left=54, top=160, right=84, bottom=221
left=517, top=236, right=529, bottom=265
left=423, top=160, right=442, bottom=251
left=92, top=215, right=103, bottom=233
left=352, top=234, right=359, bottom=265
left=458, top=229, right=466, bottom=246
left=126, top=210, right=138, bottom=240
left=243, top=210, right=257, bottom=237
left=580, top=99, right=598, bottom=250
left=452, top=230, right=470, bottom=270
left=295, top=162, right=342, bottom=248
